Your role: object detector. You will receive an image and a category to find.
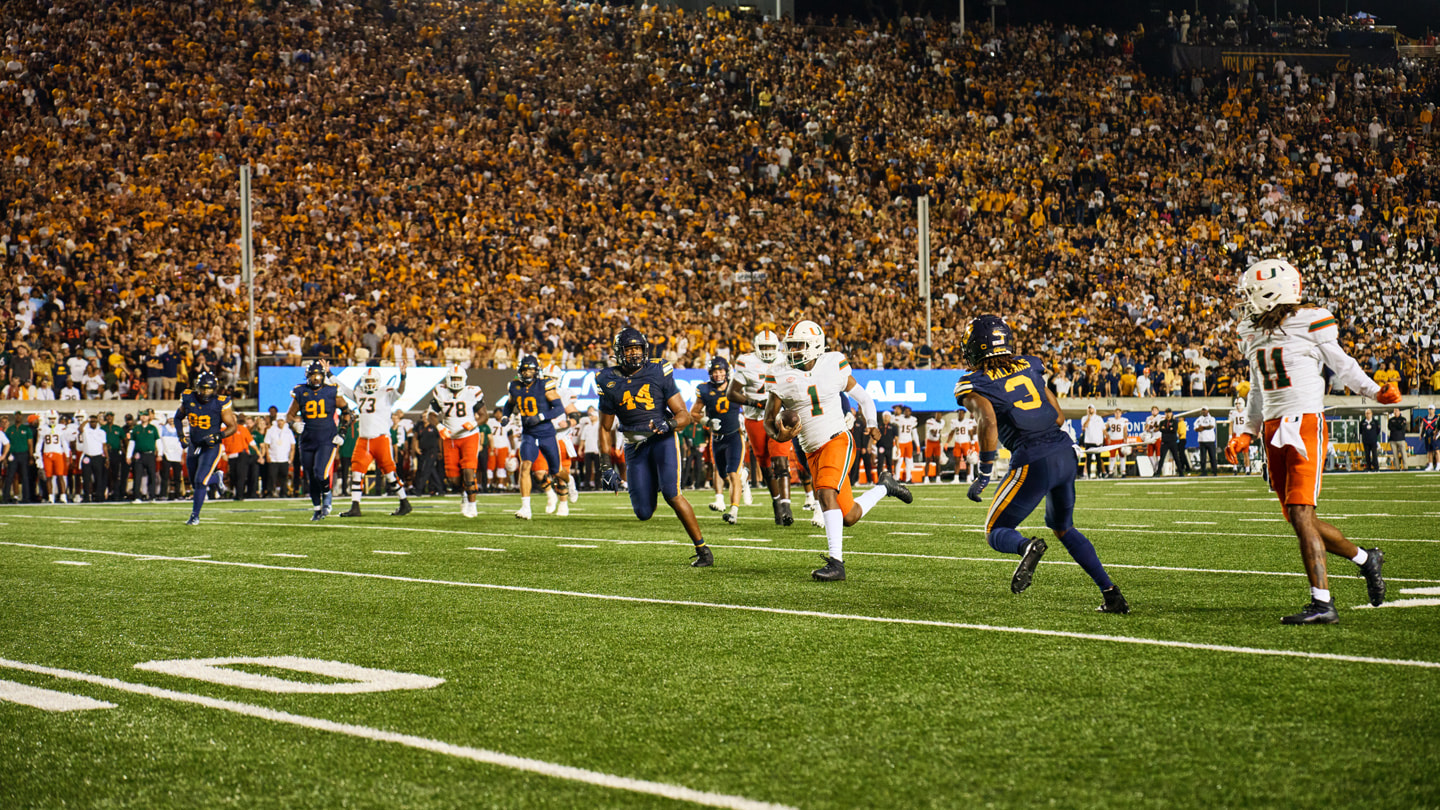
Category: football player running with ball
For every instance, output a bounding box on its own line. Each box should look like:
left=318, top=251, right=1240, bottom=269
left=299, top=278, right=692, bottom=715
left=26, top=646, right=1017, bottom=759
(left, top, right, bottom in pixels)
left=956, top=315, right=1128, bottom=613
left=763, top=320, right=912, bottom=582
left=597, top=328, right=713, bottom=567
left=1226, top=259, right=1399, bottom=623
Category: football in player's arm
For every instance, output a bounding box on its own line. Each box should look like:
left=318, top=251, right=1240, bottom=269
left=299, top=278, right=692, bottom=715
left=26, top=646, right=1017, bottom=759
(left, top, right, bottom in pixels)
left=956, top=315, right=1128, bottom=614
left=174, top=370, right=239, bottom=525
left=285, top=360, right=352, bottom=520
left=597, top=328, right=712, bottom=567
left=1225, top=259, right=1397, bottom=623
left=761, top=320, right=912, bottom=582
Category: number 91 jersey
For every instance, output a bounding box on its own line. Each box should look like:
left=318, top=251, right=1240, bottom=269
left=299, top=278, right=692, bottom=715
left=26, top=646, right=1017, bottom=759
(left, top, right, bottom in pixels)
left=431, top=385, right=485, bottom=439
left=765, top=351, right=853, bottom=454
left=953, top=355, right=1069, bottom=464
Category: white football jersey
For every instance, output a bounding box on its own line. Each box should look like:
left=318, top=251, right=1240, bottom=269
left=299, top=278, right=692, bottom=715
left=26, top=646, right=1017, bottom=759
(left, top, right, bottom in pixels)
left=1105, top=416, right=1129, bottom=441
left=1238, top=306, right=1379, bottom=427
left=732, top=352, right=776, bottom=421
left=766, top=351, right=854, bottom=454
left=339, top=381, right=402, bottom=439
left=431, top=385, right=485, bottom=439
left=894, top=414, right=918, bottom=444
left=924, top=421, right=943, bottom=442
left=952, top=416, right=977, bottom=444
left=1228, top=408, right=1248, bottom=436
left=39, top=423, right=69, bottom=455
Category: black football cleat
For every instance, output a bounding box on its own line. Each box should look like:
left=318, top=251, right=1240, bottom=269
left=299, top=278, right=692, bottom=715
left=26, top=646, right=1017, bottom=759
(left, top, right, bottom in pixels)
left=185, top=515, right=200, bottom=527
left=391, top=499, right=413, bottom=517
left=1281, top=599, right=1339, bottom=625
left=1360, top=547, right=1385, bottom=607
left=778, top=501, right=794, bottom=527
left=722, top=510, right=737, bottom=525
left=1011, top=537, right=1047, bottom=594
left=690, top=545, right=714, bottom=567
left=812, top=555, right=846, bottom=581
left=1097, top=585, right=1130, bottom=614
left=339, top=504, right=362, bottom=518
left=877, top=470, right=914, bottom=504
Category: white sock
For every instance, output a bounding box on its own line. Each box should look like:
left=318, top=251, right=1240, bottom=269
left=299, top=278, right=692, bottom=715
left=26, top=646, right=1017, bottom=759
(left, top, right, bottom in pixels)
left=522, top=496, right=531, bottom=507
left=823, top=509, right=844, bottom=560
left=780, top=498, right=791, bottom=505
left=1311, top=587, right=1331, bottom=603
left=1351, top=548, right=1368, bottom=565
left=856, top=485, right=888, bottom=516
left=396, top=485, right=407, bottom=499
left=727, top=505, right=738, bottom=516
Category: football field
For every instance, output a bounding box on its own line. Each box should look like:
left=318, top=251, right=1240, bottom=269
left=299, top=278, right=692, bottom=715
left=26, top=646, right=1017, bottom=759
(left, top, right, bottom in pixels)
left=2, top=472, right=1438, bottom=809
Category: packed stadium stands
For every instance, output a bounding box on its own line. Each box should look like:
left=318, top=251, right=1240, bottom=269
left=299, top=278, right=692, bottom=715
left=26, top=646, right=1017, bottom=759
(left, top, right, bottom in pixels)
left=1, top=0, right=1437, bottom=403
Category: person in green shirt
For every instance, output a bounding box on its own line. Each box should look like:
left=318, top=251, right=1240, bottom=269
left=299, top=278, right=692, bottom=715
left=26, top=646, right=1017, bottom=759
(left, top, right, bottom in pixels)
left=475, top=406, right=493, bottom=493
left=128, top=410, right=162, bottom=502
left=338, top=415, right=359, bottom=496
left=3, top=412, right=36, bottom=503
left=102, top=412, right=127, bottom=502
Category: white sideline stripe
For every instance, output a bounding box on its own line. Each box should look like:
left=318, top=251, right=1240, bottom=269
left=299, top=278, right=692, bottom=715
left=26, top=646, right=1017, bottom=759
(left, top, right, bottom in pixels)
left=1354, top=598, right=1440, bottom=610
left=1400, top=587, right=1440, bottom=596
left=557, top=544, right=597, bottom=549
left=0, top=658, right=792, bottom=810
left=465, top=547, right=506, bottom=553
left=270, top=553, right=308, bottom=559
left=53, top=560, right=90, bottom=566
left=888, top=532, right=931, bottom=536
left=1, top=544, right=1437, bottom=671
left=0, top=678, right=115, bottom=711
left=373, top=551, right=410, bottom=556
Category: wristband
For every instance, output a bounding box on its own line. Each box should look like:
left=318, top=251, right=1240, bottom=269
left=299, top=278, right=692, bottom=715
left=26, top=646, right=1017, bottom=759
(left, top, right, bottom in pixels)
left=978, top=450, right=997, bottom=464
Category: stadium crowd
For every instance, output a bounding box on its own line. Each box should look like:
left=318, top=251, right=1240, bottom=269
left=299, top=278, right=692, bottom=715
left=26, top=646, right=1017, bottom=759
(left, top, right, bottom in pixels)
left=1, top=0, right=1439, bottom=405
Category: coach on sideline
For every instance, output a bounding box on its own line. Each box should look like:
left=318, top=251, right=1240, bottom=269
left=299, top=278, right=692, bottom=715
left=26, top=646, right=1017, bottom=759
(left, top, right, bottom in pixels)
left=1387, top=409, right=1409, bottom=470
left=1081, top=404, right=1104, bottom=479
left=1194, top=407, right=1218, bottom=476
left=1359, top=409, right=1381, bottom=471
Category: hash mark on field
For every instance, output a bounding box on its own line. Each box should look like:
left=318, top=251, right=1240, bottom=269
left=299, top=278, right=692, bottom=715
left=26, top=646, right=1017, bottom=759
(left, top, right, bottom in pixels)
left=270, top=553, right=308, bottom=558
left=727, top=537, right=773, bottom=543
left=1106, top=524, right=1152, bottom=528
left=465, top=547, right=506, bottom=553
left=1354, top=598, right=1440, bottom=610
left=1175, top=521, right=1217, bottom=525
left=889, top=532, right=931, bottom=536
left=0, top=658, right=793, bottom=810
left=53, top=560, right=90, bottom=566
left=0, top=679, right=115, bottom=711
left=1400, top=587, right=1440, bottom=596
left=557, top=544, right=597, bottom=549
left=8, top=543, right=1440, bottom=672
left=373, top=550, right=409, bottom=556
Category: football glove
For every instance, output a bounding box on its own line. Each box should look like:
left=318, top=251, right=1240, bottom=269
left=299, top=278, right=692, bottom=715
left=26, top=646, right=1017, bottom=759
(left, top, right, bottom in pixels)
left=522, top=414, right=543, bottom=428
left=1376, top=383, right=1401, bottom=405
left=600, top=464, right=621, bottom=493
left=332, top=434, right=345, bottom=447
left=967, top=456, right=995, bottom=503
left=201, top=434, right=223, bottom=450
left=709, top=418, right=722, bottom=431
left=648, top=417, right=676, bottom=436
left=1225, top=432, right=1252, bottom=465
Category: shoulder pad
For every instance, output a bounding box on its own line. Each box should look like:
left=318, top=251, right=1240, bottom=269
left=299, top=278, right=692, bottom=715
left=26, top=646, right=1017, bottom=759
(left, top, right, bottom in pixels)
left=660, top=361, right=674, bottom=375
left=218, top=395, right=231, bottom=404
left=544, top=379, right=559, bottom=391
left=1305, top=311, right=1339, bottom=336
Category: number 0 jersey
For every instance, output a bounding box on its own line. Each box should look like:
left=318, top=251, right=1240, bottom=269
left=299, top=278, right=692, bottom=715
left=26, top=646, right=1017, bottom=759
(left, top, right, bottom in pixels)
left=953, top=355, right=1069, bottom=465
left=1237, top=306, right=1380, bottom=427
left=430, top=385, right=486, bottom=439
left=765, top=351, right=853, bottom=454
left=177, top=390, right=233, bottom=446
left=694, top=381, right=741, bottom=435
left=597, top=358, right=679, bottom=438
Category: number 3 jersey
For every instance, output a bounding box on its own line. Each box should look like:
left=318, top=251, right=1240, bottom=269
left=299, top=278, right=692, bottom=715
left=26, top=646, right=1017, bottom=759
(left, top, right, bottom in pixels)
left=765, top=351, right=854, bottom=454
left=597, top=358, right=678, bottom=439
left=430, top=385, right=485, bottom=439
left=1237, top=306, right=1380, bottom=427
left=953, top=355, right=1069, bottom=465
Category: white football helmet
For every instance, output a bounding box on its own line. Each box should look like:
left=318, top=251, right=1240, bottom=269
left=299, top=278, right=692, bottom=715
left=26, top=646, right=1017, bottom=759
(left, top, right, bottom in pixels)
left=1234, top=397, right=1246, bottom=412
left=45, top=409, right=59, bottom=426
left=754, top=330, right=781, bottom=363
left=359, top=368, right=381, bottom=395
left=784, top=320, right=826, bottom=369
left=1238, top=259, right=1301, bottom=315
left=446, top=364, right=466, bottom=392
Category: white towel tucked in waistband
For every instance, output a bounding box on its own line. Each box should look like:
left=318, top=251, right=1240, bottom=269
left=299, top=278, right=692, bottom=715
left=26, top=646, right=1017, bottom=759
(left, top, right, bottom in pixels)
left=1269, top=415, right=1309, bottom=459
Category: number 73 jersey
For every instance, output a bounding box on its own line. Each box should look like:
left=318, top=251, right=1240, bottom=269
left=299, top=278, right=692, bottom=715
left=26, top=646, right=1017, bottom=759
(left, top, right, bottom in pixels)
left=765, top=351, right=853, bottom=454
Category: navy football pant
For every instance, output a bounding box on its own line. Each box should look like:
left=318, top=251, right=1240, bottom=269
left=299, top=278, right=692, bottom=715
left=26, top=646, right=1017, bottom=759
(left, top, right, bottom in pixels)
left=624, top=434, right=681, bottom=521
left=712, top=431, right=744, bottom=476
left=299, top=440, right=340, bottom=508
left=519, top=432, right=561, bottom=471
left=984, top=449, right=1112, bottom=589
left=185, top=443, right=225, bottom=519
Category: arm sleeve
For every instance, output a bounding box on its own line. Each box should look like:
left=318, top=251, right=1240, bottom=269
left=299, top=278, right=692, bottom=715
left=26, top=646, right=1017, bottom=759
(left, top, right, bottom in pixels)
left=844, top=379, right=878, bottom=430
left=1244, top=364, right=1263, bottom=435
left=428, top=395, right=443, bottom=414
left=1316, top=341, right=1381, bottom=399
left=334, top=380, right=357, bottom=404
left=541, top=394, right=565, bottom=421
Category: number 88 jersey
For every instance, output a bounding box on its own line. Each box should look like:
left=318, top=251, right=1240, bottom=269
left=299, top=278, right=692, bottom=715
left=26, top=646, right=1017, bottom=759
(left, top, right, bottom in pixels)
left=430, top=384, right=485, bottom=439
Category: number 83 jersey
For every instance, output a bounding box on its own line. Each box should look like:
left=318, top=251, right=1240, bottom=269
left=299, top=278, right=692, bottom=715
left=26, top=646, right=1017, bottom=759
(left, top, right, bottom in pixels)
left=765, top=351, right=852, bottom=454
left=953, top=355, right=1069, bottom=465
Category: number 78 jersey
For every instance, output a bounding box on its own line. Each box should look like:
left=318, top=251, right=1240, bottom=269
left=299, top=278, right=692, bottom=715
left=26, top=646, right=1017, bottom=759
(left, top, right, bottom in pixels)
left=430, top=385, right=485, bottom=439
left=765, top=351, right=853, bottom=454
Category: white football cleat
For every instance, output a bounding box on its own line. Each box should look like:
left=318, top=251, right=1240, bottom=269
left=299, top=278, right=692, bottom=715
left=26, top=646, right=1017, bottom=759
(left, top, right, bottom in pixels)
left=809, top=509, right=826, bottom=529
left=709, top=494, right=725, bottom=512
left=544, top=488, right=559, bottom=514
left=515, top=504, right=533, bottom=520
left=556, top=500, right=569, bottom=517
left=567, top=485, right=579, bottom=503
left=461, top=499, right=477, bottom=518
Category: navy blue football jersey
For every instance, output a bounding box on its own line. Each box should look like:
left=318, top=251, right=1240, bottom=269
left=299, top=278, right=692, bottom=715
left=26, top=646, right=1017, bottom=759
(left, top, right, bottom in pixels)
left=598, top=359, right=680, bottom=433
left=176, top=391, right=231, bottom=445
left=291, top=383, right=341, bottom=442
left=694, top=381, right=740, bottom=434
left=504, top=376, right=559, bottom=438
left=953, top=355, right=1069, bottom=464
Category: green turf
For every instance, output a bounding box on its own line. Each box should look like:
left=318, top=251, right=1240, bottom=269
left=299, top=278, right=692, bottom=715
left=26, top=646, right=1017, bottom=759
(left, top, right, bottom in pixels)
left=2, top=472, right=1438, bottom=809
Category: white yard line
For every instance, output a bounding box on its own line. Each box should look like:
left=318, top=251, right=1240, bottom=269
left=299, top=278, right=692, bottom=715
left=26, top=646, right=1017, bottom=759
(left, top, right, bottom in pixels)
left=465, top=547, right=506, bottom=553
left=557, top=544, right=597, bottom=549
left=269, top=554, right=308, bottom=559
left=53, top=560, right=90, bottom=566
left=0, top=657, right=793, bottom=810
left=372, top=551, right=410, bottom=556
left=2, top=542, right=1438, bottom=671
left=0, top=678, right=115, bottom=711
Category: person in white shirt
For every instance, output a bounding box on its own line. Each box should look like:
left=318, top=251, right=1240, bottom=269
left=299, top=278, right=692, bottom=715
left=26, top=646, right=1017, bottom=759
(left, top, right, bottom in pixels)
left=1227, top=397, right=1251, bottom=474
left=946, top=409, right=978, bottom=483
left=263, top=417, right=297, bottom=498
left=1104, top=408, right=1130, bottom=478
left=158, top=415, right=186, bottom=500
left=577, top=406, right=601, bottom=491
left=1134, top=371, right=1152, bottom=398
left=36, top=410, right=71, bottom=503
left=892, top=406, right=919, bottom=482
left=1080, top=405, right=1105, bottom=479
left=79, top=412, right=108, bottom=502
left=1193, top=407, right=1218, bottom=475
left=59, top=383, right=82, bottom=401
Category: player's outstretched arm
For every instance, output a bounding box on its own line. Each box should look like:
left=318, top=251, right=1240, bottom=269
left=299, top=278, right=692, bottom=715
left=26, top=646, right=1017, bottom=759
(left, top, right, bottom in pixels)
left=1316, top=342, right=1386, bottom=400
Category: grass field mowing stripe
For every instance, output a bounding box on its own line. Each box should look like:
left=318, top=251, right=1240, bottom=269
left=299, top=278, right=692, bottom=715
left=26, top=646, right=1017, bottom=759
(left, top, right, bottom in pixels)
left=5, top=542, right=1439, bottom=671
left=0, top=657, right=795, bottom=810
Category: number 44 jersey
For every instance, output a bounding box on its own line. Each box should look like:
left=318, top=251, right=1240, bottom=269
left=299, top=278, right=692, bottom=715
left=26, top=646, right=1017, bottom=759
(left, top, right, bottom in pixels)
left=1237, top=306, right=1380, bottom=423
left=597, top=359, right=678, bottom=438
left=953, top=355, right=1070, bottom=466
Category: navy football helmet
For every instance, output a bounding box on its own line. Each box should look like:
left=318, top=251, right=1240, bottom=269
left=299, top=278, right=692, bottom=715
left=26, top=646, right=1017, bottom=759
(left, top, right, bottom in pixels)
left=194, top=370, right=218, bottom=403
left=613, top=328, right=648, bottom=375
left=305, top=359, right=327, bottom=390
left=518, top=355, right=540, bottom=384
left=708, top=356, right=730, bottom=386
left=962, top=315, right=1015, bottom=367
